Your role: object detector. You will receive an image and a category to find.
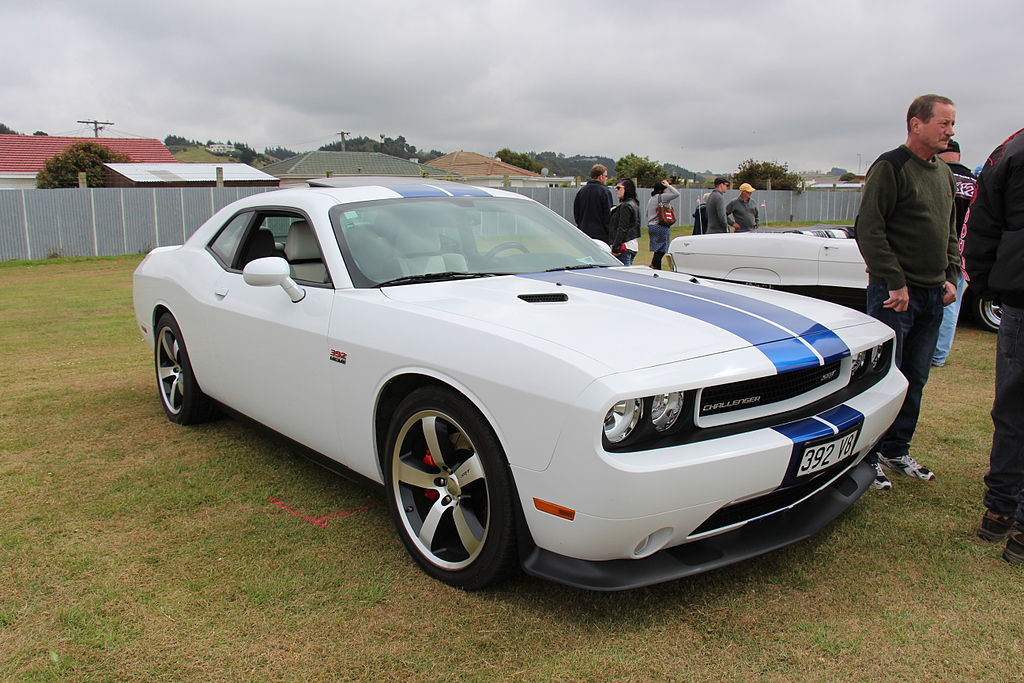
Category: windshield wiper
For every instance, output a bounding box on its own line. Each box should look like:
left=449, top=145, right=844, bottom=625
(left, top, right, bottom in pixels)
left=377, top=272, right=502, bottom=287
left=544, top=263, right=610, bottom=272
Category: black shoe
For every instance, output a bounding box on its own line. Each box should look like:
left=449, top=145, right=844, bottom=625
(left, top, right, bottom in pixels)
left=1003, top=531, right=1024, bottom=565
left=978, top=510, right=1015, bottom=542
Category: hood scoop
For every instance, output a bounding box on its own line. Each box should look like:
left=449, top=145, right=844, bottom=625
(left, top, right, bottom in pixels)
left=518, top=293, right=569, bottom=304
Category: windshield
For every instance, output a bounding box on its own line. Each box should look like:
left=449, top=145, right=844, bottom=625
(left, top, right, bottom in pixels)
left=330, top=196, right=619, bottom=287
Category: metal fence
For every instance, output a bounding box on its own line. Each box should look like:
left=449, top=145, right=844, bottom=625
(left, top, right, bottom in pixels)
left=0, top=185, right=863, bottom=261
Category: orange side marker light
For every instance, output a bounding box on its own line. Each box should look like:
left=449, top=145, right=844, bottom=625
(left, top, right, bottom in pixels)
left=533, top=498, right=576, bottom=521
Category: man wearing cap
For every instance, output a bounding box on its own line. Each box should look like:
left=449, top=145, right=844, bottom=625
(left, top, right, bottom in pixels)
left=931, top=139, right=978, bottom=367
left=705, top=177, right=730, bottom=234
left=727, top=183, right=759, bottom=232
left=854, top=93, right=960, bottom=490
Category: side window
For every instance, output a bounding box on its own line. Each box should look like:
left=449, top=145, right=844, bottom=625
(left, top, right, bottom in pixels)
left=208, top=212, right=253, bottom=268
left=254, top=214, right=330, bottom=285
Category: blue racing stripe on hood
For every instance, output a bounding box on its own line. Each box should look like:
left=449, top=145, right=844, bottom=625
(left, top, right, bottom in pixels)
left=519, top=270, right=831, bottom=372
left=579, top=268, right=849, bottom=364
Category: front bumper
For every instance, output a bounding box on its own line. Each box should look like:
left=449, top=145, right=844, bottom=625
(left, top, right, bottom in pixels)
left=522, top=458, right=873, bottom=591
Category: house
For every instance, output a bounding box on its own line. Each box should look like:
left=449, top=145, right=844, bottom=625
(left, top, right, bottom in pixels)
left=206, top=143, right=235, bottom=154
left=427, top=151, right=573, bottom=187
left=260, top=151, right=453, bottom=186
left=0, top=134, right=177, bottom=189
left=103, top=163, right=279, bottom=188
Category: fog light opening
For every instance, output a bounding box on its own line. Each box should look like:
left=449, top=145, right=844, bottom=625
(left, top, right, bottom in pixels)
left=632, top=527, right=674, bottom=558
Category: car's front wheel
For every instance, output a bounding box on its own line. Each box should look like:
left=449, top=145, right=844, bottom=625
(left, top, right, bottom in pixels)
left=383, top=386, right=518, bottom=589
left=154, top=313, right=216, bottom=425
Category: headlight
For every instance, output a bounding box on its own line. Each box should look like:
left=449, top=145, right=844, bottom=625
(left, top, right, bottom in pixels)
left=869, top=343, right=885, bottom=371
left=651, top=392, right=684, bottom=432
left=604, top=399, right=642, bottom=443
left=851, top=349, right=869, bottom=378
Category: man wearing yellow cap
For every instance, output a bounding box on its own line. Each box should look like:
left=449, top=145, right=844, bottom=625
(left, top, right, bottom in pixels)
left=727, top=182, right=759, bottom=232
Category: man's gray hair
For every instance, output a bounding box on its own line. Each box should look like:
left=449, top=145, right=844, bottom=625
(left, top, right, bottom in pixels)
left=907, top=94, right=954, bottom=131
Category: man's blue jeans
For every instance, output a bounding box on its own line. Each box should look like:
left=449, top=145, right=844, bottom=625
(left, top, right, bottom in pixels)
left=984, top=304, right=1024, bottom=530
left=865, top=283, right=945, bottom=464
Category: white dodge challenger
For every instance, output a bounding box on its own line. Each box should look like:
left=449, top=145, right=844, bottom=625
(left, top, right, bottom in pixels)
left=133, top=177, right=907, bottom=591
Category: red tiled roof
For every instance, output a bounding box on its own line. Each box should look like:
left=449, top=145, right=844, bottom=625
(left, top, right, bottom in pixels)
left=428, top=151, right=541, bottom=177
left=0, top=134, right=177, bottom=172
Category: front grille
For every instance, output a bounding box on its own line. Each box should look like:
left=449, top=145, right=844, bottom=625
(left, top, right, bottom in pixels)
left=689, top=461, right=859, bottom=537
left=699, top=360, right=842, bottom=417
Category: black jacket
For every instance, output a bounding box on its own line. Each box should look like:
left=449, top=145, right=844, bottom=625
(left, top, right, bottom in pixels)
left=964, top=128, right=1024, bottom=308
left=573, top=180, right=612, bottom=241
left=608, top=199, right=641, bottom=248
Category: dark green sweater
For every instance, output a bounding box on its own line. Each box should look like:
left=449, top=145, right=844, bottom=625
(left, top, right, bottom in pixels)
left=855, top=145, right=959, bottom=289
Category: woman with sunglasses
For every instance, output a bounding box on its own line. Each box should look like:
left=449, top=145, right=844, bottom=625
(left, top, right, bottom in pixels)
left=608, top=178, right=642, bottom=265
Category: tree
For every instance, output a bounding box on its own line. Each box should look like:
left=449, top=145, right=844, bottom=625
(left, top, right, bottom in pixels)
left=35, top=142, right=131, bottom=188
left=0, top=122, right=18, bottom=134
left=839, top=172, right=858, bottom=182
left=493, top=148, right=541, bottom=173
left=614, top=153, right=667, bottom=188
left=733, top=159, right=803, bottom=191
left=264, top=146, right=297, bottom=160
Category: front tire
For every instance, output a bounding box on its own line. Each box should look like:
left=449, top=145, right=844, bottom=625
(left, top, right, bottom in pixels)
left=154, top=313, right=216, bottom=425
left=383, top=386, right=518, bottom=589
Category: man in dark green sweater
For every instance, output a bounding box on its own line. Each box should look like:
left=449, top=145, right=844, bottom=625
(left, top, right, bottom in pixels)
left=855, top=94, right=960, bottom=490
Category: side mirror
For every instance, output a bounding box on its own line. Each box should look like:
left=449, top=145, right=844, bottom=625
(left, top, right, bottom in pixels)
left=242, top=257, right=305, bottom=303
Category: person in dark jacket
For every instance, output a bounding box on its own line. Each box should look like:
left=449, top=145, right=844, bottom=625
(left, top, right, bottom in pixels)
left=963, top=126, right=1024, bottom=565
left=573, top=164, right=612, bottom=242
left=692, top=193, right=710, bottom=235
left=608, top=178, right=641, bottom=265
left=931, top=139, right=977, bottom=366
left=705, top=177, right=730, bottom=234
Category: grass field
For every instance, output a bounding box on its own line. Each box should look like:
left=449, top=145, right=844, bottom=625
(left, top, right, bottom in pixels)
left=1, top=254, right=1021, bottom=682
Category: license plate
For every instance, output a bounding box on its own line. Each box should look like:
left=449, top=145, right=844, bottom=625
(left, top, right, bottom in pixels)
left=797, top=429, right=859, bottom=477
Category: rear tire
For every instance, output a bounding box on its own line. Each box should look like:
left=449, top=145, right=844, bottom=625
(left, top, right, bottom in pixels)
left=966, top=288, right=1001, bottom=332
left=154, top=313, right=216, bottom=425
left=382, top=386, right=518, bottom=589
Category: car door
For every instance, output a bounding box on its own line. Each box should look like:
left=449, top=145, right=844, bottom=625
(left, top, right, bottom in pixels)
left=203, top=211, right=340, bottom=457
left=817, top=239, right=868, bottom=289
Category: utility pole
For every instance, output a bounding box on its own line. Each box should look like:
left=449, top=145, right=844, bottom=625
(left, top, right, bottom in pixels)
left=338, top=131, right=349, bottom=151
left=77, top=119, right=114, bottom=137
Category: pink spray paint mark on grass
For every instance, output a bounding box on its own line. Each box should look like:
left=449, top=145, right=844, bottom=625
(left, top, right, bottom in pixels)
left=268, top=497, right=373, bottom=528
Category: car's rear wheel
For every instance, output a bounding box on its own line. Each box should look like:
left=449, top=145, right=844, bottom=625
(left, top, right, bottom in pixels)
left=971, top=294, right=1002, bottom=333
left=383, top=386, right=517, bottom=589
left=154, top=313, right=216, bottom=425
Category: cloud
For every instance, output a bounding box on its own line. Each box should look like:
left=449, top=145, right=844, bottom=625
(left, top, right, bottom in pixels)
left=3, top=0, right=1019, bottom=172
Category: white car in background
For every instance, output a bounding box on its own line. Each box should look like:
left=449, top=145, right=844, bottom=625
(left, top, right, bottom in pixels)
left=133, top=178, right=907, bottom=591
left=668, top=225, right=1001, bottom=332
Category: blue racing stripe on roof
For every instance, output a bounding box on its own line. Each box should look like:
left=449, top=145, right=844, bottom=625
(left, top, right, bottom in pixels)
left=445, top=185, right=493, bottom=197
left=383, top=184, right=450, bottom=198
left=582, top=269, right=850, bottom=364
left=518, top=269, right=823, bottom=372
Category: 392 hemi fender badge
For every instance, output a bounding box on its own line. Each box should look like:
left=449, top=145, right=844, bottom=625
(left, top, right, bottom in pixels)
left=329, top=349, right=347, bottom=364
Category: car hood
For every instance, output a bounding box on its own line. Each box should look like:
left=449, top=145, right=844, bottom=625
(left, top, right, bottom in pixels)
left=380, top=267, right=870, bottom=373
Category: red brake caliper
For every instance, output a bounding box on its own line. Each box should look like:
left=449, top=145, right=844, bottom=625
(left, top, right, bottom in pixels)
left=423, top=450, right=439, bottom=501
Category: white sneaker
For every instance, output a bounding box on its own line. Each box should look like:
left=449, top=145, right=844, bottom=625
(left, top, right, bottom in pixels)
left=879, top=453, right=935, bottom=480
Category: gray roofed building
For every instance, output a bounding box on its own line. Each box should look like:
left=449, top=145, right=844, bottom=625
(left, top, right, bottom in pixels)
left=260, top=151, right=455, bottom=186
left=103, top=163, right=279, bottom=187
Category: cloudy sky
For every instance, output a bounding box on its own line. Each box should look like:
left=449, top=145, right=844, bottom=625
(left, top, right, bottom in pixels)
left=3, top=0, right=1019, bottom=174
